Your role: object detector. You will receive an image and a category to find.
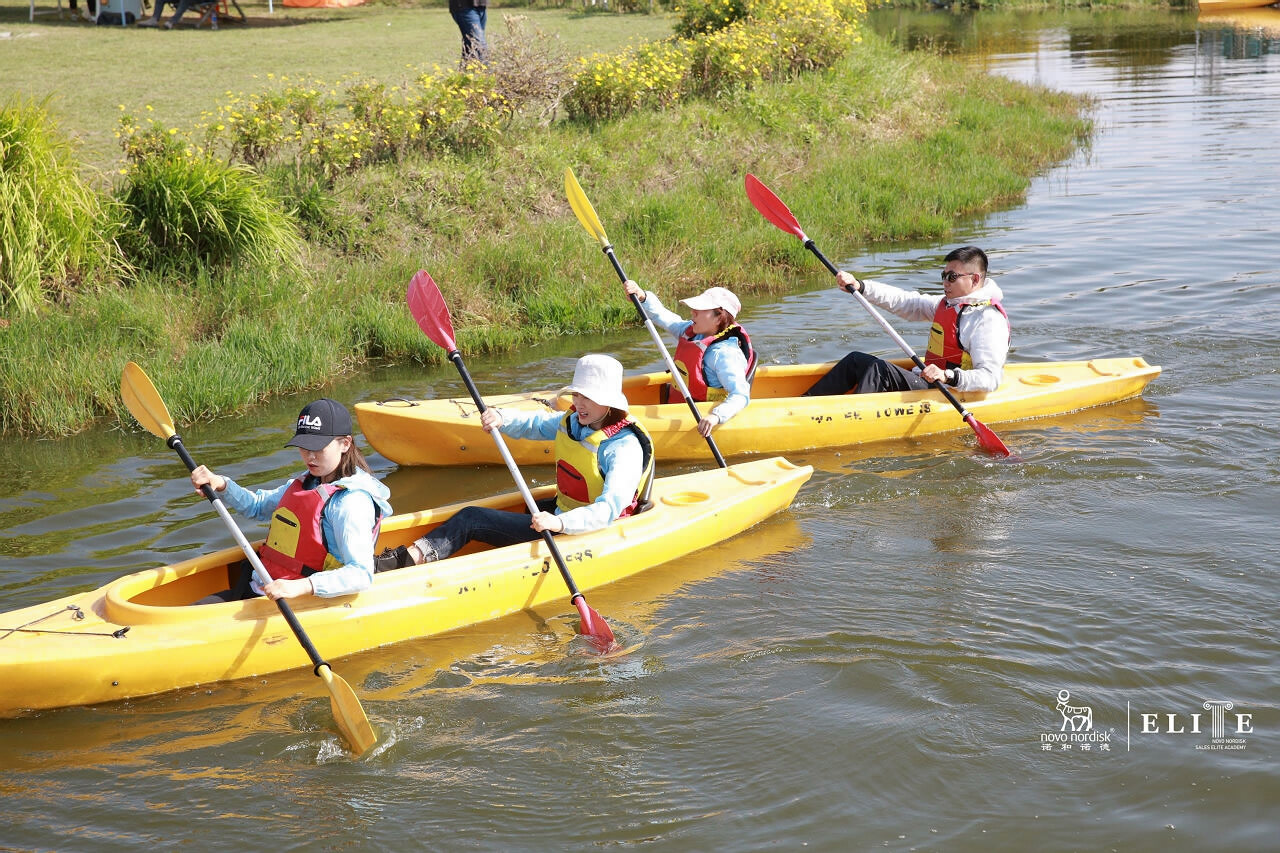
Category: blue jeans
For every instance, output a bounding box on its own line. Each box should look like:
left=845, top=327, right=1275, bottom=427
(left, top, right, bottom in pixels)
left=420, top=497, right=558, bottom=560
left=450, top=5, right=487, bottom=63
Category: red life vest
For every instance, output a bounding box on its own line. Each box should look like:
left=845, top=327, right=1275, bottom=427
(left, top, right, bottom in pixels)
left=555, top=412, right=655, bottom=518
left=256, top=478, right=384, bottom=581
left=925, top=299, right=1009, bottom=371
left=666, top=324, right=757, bottom=404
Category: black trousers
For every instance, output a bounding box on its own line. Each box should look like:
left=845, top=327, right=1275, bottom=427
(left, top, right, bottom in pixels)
left=196, top=559, right=258, bottom=605
left=803, top=351, right=932, bottom=396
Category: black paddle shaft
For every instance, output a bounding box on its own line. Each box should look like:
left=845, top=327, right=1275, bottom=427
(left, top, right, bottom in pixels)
left=803, top=239, right=978, bottom=420
left=447, top=351, right=587, bottom=603
left=166, top=433, right=333, bottom=676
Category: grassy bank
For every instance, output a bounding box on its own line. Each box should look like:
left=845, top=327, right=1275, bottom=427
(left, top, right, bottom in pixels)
left=0, top=4, right=1090, bottom=436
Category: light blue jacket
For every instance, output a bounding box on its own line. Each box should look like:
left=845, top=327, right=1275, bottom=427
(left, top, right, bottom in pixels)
left=496, top=409, right=643, bottom=536
left=634, top=290, right=752, bottom=423
left=219, top=468, right=392, bottom=597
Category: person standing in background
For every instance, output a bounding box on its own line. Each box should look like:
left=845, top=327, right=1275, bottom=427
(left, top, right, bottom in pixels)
left=450, top=0, right=488, bottom=65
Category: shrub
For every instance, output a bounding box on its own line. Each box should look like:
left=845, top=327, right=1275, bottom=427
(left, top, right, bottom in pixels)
left=674, top=0, right=749, bottom=38
left=413, top=69, right=513, bottom=154
left=567, top=0, right=865, bottom=120
left=563, top=40, right=693, bottom=121
left=687, top=21, right=780, bottom=97
left=0, top=97, right=122, bottom=314
left=116, top=118, right=303, bottom=275
left=487, top=15, right=574, bottom=123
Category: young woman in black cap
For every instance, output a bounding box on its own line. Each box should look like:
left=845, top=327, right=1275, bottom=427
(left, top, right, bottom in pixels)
left=189, top=398, right=392, bottom=603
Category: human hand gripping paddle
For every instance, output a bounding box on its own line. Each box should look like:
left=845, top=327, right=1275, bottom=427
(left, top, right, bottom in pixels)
left=565, top=166, right=728, bottom=469
left=743, top=173, right=1014, bottom=459
left=120, top=362, right=378, bottom=755
left=405, top=271, right=617, bottom=652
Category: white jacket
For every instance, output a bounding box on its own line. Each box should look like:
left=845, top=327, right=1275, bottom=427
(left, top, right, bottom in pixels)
left=859, top=276, right=1008, bottom=393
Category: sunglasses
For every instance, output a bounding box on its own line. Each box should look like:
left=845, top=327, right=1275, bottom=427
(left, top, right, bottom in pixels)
left=941, top=270, right=977, bottom=283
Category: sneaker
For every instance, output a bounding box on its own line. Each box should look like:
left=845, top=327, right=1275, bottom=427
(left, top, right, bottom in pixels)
left=374, top=545, right=412, bottom=572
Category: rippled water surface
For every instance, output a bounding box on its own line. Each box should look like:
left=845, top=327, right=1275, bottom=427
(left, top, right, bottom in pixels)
left=1, top=10, right=1277, bottom=852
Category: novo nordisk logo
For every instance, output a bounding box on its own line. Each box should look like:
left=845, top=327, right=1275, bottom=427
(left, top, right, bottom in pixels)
left=1040, top=690, right=1113, bottom=751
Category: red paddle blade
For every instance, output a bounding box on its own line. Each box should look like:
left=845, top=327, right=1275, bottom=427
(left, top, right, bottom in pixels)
left=964, top=414, right=1015, bottom=459
left=745, top=173, right=807, bottom=240
left=574, top=597, right=617, bottom=652
left=406, top=270, right=457, bottom=352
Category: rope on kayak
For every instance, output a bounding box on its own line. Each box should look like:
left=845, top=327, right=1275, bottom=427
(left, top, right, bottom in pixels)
left=451, top=396, right=558, bottom=418
left=0, top=626, right=130, bottom=638
left=0, top=605, right=130, bottom=641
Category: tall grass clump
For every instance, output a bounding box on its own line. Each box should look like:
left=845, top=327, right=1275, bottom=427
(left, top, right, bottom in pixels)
left=0, top=97, right=121, bottom=315
left=116, top=115, right=303, bottom=275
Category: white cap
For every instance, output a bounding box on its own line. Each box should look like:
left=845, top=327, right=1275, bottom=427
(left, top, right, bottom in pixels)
left=561, top=354, right=629, bottom=413
left=680, top=286, right=741, bottom=318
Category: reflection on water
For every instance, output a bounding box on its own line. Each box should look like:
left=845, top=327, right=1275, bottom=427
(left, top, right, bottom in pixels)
left=3, top=8, right=1279, bottom=851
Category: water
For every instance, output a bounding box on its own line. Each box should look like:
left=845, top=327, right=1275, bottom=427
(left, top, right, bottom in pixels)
left=2, top=10, right=1277, bottom=851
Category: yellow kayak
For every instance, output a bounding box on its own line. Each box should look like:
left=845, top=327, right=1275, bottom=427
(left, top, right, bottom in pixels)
left=1198, top=5, right=1280, bottom=31
left=1197, top=0, right=1279, bottom=11
left=0, top=456, right=811, bottom=717
left=355, top=357, right=1161, bottom=466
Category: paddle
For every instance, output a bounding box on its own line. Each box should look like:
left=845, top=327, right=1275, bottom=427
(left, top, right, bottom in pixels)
left=120, top=361, right=377, bottom=755
left=743, top=173, right=1014, bottom=459
left=405, top=270, right=617, bottom=652
left=565, top=166, right=728, bottom=469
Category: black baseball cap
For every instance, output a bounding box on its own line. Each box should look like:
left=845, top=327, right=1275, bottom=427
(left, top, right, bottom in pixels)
left=285, top=398, right=353, bottom=451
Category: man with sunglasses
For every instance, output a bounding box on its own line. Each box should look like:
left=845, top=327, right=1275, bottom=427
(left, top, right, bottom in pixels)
left=803, top=246, right=1009, bottom=396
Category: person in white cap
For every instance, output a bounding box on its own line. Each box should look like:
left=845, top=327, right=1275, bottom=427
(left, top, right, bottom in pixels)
left=622, top=279, right=757, bottom=437
left=188, top=398, right=392, bottom=604
left=377, top=355, right=654, bottom=570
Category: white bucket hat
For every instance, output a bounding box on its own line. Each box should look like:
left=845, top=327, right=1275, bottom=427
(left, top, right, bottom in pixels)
left=680, top=286, right=741, bottom=318
left=562, top=354, right=630, bottom=413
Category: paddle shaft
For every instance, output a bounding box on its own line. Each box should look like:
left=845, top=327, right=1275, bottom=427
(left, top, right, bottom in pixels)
left=168, top=435, right=333, bottom=677
left=598, top=245, right=728, bottom=468
left=445, top=352, right=590, bottom=605
left=801, top=239, right=985, bottom=426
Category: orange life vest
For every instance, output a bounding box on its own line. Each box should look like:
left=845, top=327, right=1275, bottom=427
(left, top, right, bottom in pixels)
left=667, top=324, right=757, bottom=403
left=925, top=299, right=1009, bottom=371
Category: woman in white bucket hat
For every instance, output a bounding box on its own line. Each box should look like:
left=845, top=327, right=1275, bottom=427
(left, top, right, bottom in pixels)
left=622, top=279, right=757, bottom=437
left=377, top=355, right=654, bottom=570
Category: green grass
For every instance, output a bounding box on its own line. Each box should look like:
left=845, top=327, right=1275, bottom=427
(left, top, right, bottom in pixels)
left=0, top=1, right=678, bottom=172
left=0, top=96, right=123, bottom=311
left=0, top=4, right=1092, bottom=436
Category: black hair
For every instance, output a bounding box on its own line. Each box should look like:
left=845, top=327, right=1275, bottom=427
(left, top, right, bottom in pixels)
left=944, top=246, right=988, bottom=274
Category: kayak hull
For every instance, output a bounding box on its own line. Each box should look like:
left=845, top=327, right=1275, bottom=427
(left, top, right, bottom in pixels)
left=355, top=358, right=1161, bottom=466
left=0, top=457, right=810, bottom=716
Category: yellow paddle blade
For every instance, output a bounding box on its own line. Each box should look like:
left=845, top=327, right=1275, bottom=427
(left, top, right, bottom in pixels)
left=318, top=665, right=377, bottom=755
left=565, top=166, right=610, bottom=246
left=120, top=361, right=177, bottom=441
